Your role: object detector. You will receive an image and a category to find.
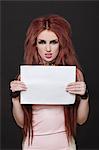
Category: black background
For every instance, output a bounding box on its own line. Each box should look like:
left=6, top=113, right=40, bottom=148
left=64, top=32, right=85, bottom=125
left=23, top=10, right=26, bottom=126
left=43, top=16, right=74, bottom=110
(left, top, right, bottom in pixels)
left=1, top=1, right=99, bottom=150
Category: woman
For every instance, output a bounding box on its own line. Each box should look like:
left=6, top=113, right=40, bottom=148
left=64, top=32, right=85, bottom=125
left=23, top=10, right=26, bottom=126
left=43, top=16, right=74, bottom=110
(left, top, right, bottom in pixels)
left=10, top=14, right=89, bottom=150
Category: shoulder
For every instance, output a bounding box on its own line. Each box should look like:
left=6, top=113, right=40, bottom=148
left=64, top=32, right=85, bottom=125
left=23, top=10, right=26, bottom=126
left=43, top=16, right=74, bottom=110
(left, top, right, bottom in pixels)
left=76, top=68, right=84, bottom=81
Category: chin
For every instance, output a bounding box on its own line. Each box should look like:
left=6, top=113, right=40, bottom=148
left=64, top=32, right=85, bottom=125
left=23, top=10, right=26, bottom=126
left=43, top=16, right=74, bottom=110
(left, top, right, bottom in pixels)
left=44, top=58, right=53, bottom=62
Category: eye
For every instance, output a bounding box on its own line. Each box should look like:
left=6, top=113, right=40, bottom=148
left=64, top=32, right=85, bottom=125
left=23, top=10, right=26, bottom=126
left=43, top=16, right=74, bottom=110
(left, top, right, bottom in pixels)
left=38, top=40, right=46, bottom=44
left=50, top=40, right=59, bottom=44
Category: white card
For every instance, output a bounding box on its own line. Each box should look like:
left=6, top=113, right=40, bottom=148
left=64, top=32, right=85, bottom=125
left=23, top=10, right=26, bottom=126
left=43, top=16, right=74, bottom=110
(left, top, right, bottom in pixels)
left=20, top=65, right=76, bottom=105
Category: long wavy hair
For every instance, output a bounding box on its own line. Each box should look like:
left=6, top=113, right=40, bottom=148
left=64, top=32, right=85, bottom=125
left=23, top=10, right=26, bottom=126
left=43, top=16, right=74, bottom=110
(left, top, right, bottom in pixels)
left=22, top=14, right=82, bottom=144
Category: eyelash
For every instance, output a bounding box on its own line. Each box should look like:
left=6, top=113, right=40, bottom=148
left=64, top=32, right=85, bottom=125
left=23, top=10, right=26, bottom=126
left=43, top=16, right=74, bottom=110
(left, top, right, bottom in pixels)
left=50, top=41, right=58, bottom=44
left=38, top=41, right=46, bottom=44
left=38, top=41, right=58, bottom=44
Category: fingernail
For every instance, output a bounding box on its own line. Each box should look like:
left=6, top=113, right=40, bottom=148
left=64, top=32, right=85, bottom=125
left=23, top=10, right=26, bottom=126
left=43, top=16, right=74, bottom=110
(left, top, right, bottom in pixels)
left=66, top=89, right=68, bottom=92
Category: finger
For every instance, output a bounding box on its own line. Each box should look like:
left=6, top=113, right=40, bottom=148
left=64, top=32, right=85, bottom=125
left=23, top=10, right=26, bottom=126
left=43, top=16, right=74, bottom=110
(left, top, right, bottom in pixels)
left=66, top=88, right=85, bottom=95
left=67, top=82, right=86, bottom=90
left=66, top=86, right=80, bottom=92
left=12, top=83, right=27, bottom=89
left=10, top=83, right=27, bottom=92
left=11, top=80, right=26, bottom=85
left=66, top=85, right=86, bottom=91
left=10, top=80, right=27, bottom=88
left=66, top=85, right=86, bottom=90
left=67, top=81, right=84, bottom=86
left=66, top=87, right=82, bottom=92
left=12, top=82, right=27, bottom=88
left=10, top=86, right=27, bottom=92
left=66, top=84, right=82, bottom=89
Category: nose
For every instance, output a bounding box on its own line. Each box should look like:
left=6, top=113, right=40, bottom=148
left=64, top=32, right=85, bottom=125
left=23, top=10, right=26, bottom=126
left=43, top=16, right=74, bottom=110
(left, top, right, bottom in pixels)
left=46, top=44, right=51, bottom=52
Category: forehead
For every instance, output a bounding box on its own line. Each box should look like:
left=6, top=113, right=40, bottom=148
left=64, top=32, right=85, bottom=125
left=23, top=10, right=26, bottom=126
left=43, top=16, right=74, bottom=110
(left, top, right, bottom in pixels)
left=37, top=30, right=58, bottom=40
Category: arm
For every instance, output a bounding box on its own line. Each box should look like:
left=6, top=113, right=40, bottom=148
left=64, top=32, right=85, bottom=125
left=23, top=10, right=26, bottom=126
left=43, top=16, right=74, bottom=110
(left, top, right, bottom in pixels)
left=10, top=80, right=27, bottom=128
left=76, top=69, right=89, bottom=125
left=77, top=97, right=89, bottom=125
left=66, top=69, right=89, bottom=125
left=12, top=97, right=24, bottom=128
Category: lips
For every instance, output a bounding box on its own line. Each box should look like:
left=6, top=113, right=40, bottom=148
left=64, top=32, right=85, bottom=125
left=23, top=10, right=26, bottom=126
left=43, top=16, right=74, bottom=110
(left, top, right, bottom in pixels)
left=45, top=53, right=52, bottom=59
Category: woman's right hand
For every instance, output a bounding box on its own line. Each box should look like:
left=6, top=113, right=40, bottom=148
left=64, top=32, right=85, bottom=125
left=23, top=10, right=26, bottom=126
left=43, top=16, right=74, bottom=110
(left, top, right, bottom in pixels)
left=10, top=80, right=27, bottom=92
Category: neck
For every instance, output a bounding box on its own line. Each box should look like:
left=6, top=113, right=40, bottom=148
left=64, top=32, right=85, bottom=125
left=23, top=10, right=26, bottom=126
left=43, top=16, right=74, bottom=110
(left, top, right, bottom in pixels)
left=43, top=60, right=56, bottom=66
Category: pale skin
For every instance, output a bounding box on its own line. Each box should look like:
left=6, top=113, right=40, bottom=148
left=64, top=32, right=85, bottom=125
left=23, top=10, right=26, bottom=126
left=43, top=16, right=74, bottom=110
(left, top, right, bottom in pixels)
left=10, top=30, right=89, bottom=128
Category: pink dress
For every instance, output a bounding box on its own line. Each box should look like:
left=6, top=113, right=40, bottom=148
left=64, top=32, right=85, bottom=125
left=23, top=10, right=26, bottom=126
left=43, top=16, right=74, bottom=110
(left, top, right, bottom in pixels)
left=22, top=105, right=76, bottom=150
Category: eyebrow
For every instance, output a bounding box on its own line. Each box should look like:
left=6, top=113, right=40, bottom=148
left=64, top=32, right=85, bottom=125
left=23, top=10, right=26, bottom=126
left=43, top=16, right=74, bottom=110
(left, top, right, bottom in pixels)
left=37, top=39, right=58, bottom=41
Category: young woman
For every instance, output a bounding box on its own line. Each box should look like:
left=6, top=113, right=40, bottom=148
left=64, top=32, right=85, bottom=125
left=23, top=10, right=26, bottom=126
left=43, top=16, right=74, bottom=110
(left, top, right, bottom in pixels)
left=10, top=14, right=89, bottom=150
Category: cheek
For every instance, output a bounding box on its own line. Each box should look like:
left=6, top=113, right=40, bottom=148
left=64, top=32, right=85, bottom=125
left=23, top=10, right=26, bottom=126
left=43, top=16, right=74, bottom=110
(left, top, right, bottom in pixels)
left=37, top=45, right=45, bottom=55
left=37, top=45, right=45, bottom=50
left=38, top=49, right=45, bottom=57
left=51, top=45, right=59, bottom=54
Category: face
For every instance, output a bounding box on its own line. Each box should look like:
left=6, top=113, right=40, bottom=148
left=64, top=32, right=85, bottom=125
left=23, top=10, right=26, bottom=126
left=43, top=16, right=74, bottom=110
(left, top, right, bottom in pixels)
left=36, top=30, right=59, bottom=63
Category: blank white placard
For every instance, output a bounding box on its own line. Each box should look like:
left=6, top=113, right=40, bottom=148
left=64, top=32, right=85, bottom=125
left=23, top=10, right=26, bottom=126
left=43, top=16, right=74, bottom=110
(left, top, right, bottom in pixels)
left=20, top=65, right=76, bottom=105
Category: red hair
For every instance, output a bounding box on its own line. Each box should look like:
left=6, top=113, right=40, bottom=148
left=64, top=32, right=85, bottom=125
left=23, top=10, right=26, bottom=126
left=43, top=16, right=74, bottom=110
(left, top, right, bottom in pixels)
left=22, top=14, right=82, bottom=144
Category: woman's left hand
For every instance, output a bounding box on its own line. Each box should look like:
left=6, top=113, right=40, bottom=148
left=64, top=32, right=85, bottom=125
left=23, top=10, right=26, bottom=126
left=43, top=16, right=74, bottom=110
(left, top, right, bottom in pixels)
left=66, top=81, right=86, bottom=96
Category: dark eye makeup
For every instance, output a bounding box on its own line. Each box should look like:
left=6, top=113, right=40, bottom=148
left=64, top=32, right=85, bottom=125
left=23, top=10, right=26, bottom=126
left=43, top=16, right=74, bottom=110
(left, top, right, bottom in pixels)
left=37, top=39, right=59, bottom=44
left=50, top=40, right=58, bottom=44
left=38, top=40, right=46, bottom=44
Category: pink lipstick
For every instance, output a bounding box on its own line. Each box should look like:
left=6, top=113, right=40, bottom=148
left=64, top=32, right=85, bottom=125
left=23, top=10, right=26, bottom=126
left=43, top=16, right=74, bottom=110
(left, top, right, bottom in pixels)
left=45, top=53, right=52, bottom=59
